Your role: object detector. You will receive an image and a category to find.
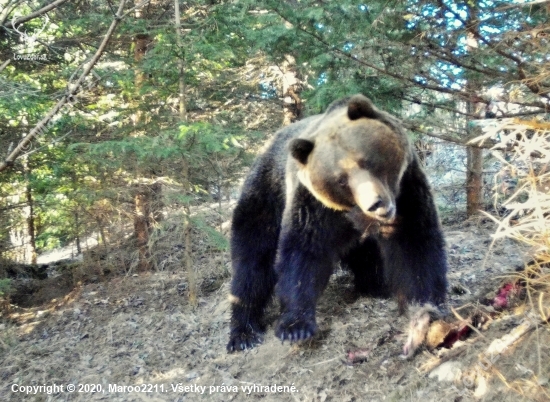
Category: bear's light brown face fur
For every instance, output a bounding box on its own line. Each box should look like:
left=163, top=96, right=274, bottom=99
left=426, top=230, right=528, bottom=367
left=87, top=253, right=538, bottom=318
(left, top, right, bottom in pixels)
left=290, top=96, right=411, bottom=222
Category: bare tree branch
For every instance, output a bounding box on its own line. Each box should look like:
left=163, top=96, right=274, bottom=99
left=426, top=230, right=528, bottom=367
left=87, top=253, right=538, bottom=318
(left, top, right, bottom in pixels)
left=0, top=0, right=24, bottom=27
left=0, top=0, right=127, bottom=173
left=3, top=0, right=70, bottom=28
left=401, top=95, right=547, bottom=119
left=403, top=121, right=496, bottom=149
left=0, top=59, right=11, bottom=74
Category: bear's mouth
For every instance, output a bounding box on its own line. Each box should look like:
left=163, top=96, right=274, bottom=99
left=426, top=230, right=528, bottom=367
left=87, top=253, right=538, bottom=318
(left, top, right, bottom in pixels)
left=346, top=205, right=398, bottom=238
left=355, top=200, right=396, bottom=223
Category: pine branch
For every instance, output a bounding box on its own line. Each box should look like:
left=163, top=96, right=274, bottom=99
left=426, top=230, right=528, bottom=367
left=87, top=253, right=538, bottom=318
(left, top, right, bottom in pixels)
left=438, top=0, right=550, bottom=100
left=268, top=6, right=475, bottom=100
left=422, top=39, right=506, bottom=78
left=269, top=5, right=550, bottom=111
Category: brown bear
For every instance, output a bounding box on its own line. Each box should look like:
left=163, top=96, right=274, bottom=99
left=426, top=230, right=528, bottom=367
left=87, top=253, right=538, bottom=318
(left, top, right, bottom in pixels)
left=227, top=94, right=447, bottom=358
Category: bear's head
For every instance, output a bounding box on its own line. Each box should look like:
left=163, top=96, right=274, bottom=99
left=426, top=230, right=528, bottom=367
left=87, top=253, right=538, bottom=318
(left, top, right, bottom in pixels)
left=289, top=94, right=412, bottom=222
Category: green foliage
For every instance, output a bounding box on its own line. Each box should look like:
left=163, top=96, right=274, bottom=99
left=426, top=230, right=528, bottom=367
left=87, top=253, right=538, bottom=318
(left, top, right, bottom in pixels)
left=1, top=0, right=547, bottom=263
left=226, top=0, right=412, bottom=114
left=0, top=279, right=11, bottom=297
left=191, top=216, right=229, bottom=252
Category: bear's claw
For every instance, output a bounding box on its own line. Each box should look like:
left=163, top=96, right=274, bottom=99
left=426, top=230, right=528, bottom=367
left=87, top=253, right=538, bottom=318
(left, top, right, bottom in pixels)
left=227, top=330, right=263, bottom=353
left=275, top=316, right=317, bottom=343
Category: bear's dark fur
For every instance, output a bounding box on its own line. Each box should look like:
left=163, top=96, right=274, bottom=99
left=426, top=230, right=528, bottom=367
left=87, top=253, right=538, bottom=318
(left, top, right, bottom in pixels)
left=227, top=95, right=447, bottom=355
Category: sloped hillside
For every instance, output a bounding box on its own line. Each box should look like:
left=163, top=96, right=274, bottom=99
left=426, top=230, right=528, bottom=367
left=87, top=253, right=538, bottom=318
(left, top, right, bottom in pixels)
left=1, top=219, right=548, bottom=401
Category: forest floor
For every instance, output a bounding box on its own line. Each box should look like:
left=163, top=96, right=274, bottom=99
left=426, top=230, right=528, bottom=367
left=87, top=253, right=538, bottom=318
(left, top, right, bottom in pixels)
left=1, top=217, right=549, bottom=402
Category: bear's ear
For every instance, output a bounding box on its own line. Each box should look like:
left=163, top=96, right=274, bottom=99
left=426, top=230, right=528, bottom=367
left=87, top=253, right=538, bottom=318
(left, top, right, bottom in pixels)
left=347, top=94, right=379, bottom=120
left=289, top=138, right=314, bottom=165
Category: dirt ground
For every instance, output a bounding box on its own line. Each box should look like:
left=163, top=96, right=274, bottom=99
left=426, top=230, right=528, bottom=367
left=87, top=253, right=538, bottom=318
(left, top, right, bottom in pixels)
left=1, top=219, right=549, bottom=402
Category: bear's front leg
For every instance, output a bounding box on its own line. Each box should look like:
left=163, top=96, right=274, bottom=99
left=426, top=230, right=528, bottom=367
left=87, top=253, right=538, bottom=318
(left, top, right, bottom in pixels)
left=274, top=225, right=336, bottom=343
left=227, top=185, right=282, bottom=353
left=380, top=163, right=448, bottom=357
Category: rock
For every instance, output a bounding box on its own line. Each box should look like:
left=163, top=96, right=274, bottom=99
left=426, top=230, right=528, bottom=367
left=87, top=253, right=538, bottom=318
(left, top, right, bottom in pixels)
left=428, top=361, right=463, bottom=382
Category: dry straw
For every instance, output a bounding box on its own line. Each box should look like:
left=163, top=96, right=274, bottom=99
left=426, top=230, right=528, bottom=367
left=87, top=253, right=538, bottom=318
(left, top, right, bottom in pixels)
left=470, top=118, right=550, bottom=398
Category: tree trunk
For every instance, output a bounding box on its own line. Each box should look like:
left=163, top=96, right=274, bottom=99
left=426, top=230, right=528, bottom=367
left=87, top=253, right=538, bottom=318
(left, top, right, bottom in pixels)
left=466, top=146, right=483, bottom=216
left=74, top=211, right=81, bottom=255
left=25, top=183, right=37, bottom=264
left=281, top=55, right=302, bottom=125
left=131, top=1, right=157, bottom=272
left=151, top=182, right=164, bottom=225
left=175, top=0, right=186, bottom=122
left=0, top=207, right=6, bottom=259
left=134, top=33, right=150, bottom=90
left=132, top=182, right=162, bottom=272
left=21, top=154, right=36, bottom=264
left=465, top=10, right=483, bottom=217
left=175, top=0, right=197, bottom=306
left=133, top=1, right=150, bottom=91
left=465, top=96, right=484, bottom=216
left=134, top=188, right=151, bottom=272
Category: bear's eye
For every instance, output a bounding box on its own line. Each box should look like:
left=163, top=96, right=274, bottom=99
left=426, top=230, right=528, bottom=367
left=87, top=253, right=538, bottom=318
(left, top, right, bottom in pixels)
left=337, top=175, right=348, bottom=187
left=358, top=159, right=375, bottom=171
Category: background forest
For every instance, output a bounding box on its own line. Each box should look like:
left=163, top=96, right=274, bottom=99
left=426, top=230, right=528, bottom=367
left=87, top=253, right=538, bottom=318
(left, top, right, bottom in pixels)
left=0, top=0, right=550, bottom=269
left=1, top=0, right=548, bottom=270
left=0, top=1, right=549, bottom=401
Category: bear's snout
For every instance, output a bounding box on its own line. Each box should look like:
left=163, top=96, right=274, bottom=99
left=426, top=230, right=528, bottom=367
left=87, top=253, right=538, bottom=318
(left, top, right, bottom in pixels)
left=350, top=175, right=395, bottom=222
left=368, top=199, right=395, bottom=221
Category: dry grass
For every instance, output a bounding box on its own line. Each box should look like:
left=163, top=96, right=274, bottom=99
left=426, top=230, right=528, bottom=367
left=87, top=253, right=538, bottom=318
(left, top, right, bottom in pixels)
left=471, top=118, right=550, bottom=399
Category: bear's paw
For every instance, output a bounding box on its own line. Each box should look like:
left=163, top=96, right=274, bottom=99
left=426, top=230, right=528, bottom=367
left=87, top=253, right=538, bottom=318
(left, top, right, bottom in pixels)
left=275, top=313, right=317, bottom=343
left=227, top=327, right=264, bottom=353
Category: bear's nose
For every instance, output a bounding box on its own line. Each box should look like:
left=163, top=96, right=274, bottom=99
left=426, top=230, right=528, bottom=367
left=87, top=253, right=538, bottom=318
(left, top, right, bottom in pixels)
left=368, top=200, right=395, bottom=220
